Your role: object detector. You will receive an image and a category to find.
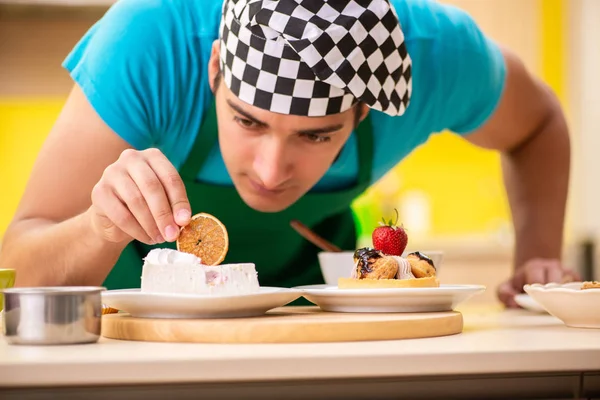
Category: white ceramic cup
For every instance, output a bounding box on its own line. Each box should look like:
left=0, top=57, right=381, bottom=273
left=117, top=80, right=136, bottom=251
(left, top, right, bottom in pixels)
left=318, top=250, right=444, bottom=285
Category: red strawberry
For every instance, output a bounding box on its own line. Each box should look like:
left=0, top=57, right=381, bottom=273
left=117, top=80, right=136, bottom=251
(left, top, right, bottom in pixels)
left=372, top=209, right=408, bottom=256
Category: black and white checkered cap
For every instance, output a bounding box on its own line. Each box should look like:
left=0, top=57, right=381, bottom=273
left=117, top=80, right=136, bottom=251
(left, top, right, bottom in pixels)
left=219, top=0, right=412, bottom=117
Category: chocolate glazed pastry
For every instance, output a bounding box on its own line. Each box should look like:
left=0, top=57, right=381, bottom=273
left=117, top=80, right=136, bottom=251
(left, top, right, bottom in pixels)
left=407, top=252, right=436, bottom=278
left=353, top=248, right=398, bottom=280
left=339, top=249, right=440, bottom=289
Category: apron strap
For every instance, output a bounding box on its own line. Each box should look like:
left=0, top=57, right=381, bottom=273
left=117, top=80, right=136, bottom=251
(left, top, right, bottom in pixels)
left=179, top=100, right=219, bottom=181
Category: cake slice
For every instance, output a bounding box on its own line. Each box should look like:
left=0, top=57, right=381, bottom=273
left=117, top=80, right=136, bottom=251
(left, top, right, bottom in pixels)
left=204, top=264, right=260, bottom=296
left=140, top=248, right=259, bottom=295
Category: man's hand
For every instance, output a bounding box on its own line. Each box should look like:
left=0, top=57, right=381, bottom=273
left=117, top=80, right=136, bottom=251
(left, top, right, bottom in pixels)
left=89, top=148, right=192, bottom=246
left=497, top=258, right=581, bottom=308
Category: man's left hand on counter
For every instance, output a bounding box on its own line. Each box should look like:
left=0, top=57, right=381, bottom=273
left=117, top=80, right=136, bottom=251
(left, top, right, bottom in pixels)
left=497, top=258, right=581, bottom=308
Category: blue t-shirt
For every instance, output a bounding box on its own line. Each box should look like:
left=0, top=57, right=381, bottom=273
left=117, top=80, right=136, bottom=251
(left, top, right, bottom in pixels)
left=63, top=0, right=506, bottom=192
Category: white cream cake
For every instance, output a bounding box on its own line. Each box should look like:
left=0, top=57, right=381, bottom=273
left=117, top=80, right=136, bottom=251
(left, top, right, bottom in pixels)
left=140, top=248, right=260, bottom=295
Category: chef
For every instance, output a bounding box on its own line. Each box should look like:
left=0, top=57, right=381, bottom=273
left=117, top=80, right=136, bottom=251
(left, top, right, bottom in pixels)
left=0, top=0, right=576, bottom=307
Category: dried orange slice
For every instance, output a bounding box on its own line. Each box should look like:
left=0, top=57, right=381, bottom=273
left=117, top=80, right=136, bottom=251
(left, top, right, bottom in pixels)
left=176, top=213, right=229, bottom=265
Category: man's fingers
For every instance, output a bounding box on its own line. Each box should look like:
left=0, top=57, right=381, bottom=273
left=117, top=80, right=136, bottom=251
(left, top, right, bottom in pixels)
left=561, top=268, right=581, bottom=283
left=97, top=187, right=154, bottom=244
left=501, top=259, right=583, bottom=307
left=524, top=261, right=548, bottom=284
left=113, top=171, right=164, bottom=243
left=92, top=148, right=191, bottom=245
left=546, top=264, right=564, bottom=283
left=127, top=160, right=177, bottom=242
left=510, top=267, right=526, bottom=292
left=144, top=149, right=191, bottom=227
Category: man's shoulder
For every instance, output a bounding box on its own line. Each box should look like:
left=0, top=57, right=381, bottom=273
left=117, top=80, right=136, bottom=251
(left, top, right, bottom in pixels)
left=391, top=0, right=483, bottom=43
left=383, top=0, right=506, bottom=137
left=119, top=0, right=223, bottom=13
left=103, top=0, right=224, bottom=36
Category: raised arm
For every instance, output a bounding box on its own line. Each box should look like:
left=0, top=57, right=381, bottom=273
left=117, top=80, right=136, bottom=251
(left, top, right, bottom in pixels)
left=397, top=1, right=574, bottom=306
left=464, top=47, right=573, bottom=306
left=1, top=85, right=130, bottom=286
left=0, top=0, right=203, bottom=287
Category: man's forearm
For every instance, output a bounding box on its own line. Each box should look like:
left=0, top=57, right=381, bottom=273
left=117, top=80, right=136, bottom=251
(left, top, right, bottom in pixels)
left=0, top=210, right=127, bottom=286
left=501, top=99, right=570, bottom=271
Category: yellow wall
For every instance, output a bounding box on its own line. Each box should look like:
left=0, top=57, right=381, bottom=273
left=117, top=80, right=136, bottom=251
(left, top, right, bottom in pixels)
left=354, top=132, right=507, bottom=237
left=0, top=99, right=65, bottom=235
left=541, top=0, right=566, bottom=103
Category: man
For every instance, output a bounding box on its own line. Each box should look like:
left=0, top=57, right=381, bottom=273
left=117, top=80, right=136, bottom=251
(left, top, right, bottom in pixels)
left=0, top=0, right=575, bottom=307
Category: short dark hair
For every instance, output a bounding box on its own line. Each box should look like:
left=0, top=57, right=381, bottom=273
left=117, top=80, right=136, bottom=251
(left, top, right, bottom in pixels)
left=213, top=70, right=363, bottom=129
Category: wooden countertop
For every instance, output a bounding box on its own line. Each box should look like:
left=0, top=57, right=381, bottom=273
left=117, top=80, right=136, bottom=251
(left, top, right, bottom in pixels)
left=1, top=306, right=599, bottom=389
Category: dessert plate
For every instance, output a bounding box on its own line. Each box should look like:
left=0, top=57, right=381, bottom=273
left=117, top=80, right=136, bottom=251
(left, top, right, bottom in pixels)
left=101, top=287, right=302, bottom=319
left=294, top=284, right=486, bottom=313
left=514, top=293, right=547, bottom=313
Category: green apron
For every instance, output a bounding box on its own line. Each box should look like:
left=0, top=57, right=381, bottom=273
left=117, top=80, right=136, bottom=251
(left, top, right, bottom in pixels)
left=103, top=101, right=374, bottom=290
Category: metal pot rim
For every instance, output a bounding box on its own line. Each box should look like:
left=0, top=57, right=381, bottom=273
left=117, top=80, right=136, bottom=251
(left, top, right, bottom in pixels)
left=1, top=286, right=106, bottom=295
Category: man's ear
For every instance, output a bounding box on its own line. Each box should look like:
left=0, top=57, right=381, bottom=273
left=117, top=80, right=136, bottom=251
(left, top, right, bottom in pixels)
left=208, top=40, right=221, bottom=93
left=359, top=103, right=370, bottom=124
left=360, top=103, right=371, bottom=122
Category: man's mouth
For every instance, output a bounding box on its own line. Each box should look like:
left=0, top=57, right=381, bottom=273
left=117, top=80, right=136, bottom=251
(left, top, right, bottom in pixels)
left=247, top=177, right=288, bottom=196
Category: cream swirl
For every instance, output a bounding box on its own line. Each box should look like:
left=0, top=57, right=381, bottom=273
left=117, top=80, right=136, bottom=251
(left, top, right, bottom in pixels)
left=393, top=256, right=415, bottom=280
left=144, top=248, right=202, bottom=266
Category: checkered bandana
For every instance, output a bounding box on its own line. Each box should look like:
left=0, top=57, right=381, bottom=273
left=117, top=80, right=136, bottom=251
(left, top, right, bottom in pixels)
left=219, top=0, right=412, bottom=117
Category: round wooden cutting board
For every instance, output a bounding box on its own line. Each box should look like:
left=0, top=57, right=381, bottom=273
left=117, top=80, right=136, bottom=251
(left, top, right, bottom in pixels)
left=101, top=306, right=463, bottom=343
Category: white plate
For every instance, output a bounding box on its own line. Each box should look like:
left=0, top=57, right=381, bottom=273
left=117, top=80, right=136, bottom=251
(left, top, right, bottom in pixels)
left=524, top=282, right=600, bottom=328
left=294, top=284, right=486, bottom=313
left=514, top=293, right=547, bottom=313
left=101, top=287, right=302, bottom=319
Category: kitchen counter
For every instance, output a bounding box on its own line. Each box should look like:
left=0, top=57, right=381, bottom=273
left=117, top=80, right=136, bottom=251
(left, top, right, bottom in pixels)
left=0, top=307, right=599, bottom=400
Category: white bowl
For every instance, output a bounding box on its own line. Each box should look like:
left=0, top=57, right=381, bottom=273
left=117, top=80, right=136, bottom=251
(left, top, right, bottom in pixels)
left=318, top=250, right=444, bottom=285
left=523, top=282, right=600, bottom=328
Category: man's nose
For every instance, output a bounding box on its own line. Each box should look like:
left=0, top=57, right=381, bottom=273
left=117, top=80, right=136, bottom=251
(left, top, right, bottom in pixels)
left=253, top=138, right=292, bottom=190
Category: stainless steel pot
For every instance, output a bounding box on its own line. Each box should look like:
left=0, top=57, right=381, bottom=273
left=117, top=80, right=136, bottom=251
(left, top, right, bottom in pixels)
left=1, top=286, right=105, bottom=345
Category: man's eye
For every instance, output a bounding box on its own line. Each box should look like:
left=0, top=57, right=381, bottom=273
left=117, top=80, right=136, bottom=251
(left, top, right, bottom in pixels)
left=234, top=117, right=255, bottom=128
left=304, top=133, right=331, bottom=143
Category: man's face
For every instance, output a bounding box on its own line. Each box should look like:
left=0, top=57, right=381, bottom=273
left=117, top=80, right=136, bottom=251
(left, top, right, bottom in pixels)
left=208, top=41, right=365, bottom=213
left=213, top=77, right=361, bottom=213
